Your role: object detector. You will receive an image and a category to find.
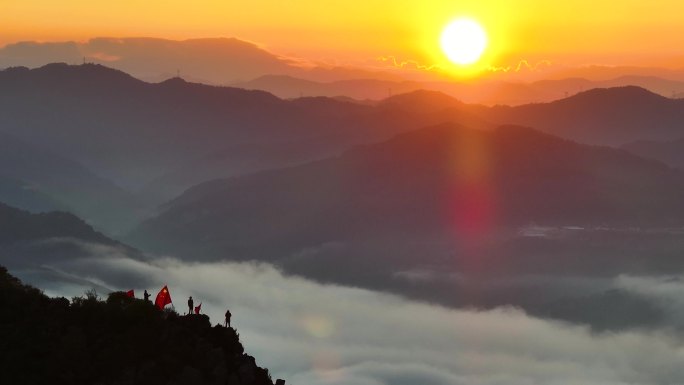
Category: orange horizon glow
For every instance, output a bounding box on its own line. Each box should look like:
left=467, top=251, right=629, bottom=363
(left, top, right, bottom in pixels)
left=2, top=1, right=684, bottom=78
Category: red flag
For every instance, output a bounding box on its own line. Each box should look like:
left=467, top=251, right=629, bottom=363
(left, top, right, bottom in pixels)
left=155, top=285, right=172, bottom=309
left=194, top=303, right=202, bottom=314
left=125, top=290, right=135, bottom=298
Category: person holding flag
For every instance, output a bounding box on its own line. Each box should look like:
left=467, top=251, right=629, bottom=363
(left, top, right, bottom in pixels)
left=155, top=285, right=172, bottom=310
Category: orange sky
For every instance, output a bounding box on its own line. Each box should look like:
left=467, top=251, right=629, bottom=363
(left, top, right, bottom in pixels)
left=2, top=0, right=684, bottom=76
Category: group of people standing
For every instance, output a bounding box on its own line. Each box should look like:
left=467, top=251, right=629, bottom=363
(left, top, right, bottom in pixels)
left=187, top=295, right=231, bottom=327
left=135, top=289, right=231, bottom=328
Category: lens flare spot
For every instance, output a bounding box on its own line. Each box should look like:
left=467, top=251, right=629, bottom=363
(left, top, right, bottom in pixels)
left=299, top=314, right=335, bottom=338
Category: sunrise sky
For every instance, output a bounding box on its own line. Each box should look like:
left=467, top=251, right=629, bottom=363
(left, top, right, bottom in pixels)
left=3, top=0, right=684, bottom=77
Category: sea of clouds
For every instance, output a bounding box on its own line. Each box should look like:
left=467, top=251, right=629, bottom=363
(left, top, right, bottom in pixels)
left=8, top=239, right=684, bottom=385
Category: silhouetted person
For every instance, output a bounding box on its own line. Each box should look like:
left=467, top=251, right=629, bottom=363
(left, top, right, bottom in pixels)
left=224, top=309, right=231, bottom=327
left=188, top=296, right=194, bottom=315
left=143, top=290, right=150, bottom=302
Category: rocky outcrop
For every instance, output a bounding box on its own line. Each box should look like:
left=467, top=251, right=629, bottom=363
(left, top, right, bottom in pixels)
left=0, top=266, right=279, bottom=385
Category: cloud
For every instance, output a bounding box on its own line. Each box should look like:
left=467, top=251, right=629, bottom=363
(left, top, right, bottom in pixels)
left=487, top=59, right=554, bottom=74
left=8, top=242, right=684, bottom=385
left=0, top=41, right=82, bottom=67
left=0, top=38, right=294, bottom=83
left=377, top=56, right=443, bottom=72
left=616, top=275, right=684, bottom=327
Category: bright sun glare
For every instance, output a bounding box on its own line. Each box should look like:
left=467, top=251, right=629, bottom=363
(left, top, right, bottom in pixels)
left=440, top=18, right=488, bottom=66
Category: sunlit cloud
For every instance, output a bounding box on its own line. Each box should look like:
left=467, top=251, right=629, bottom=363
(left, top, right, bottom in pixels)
left=487, top=59, right=554, bottom=74
left=86, top=52, right=121, bottom=62
left=377, top=55, right=443, bottom=72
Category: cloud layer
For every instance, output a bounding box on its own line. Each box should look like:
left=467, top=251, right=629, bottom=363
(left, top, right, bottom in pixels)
left=9, top=242, right=684, bottom=385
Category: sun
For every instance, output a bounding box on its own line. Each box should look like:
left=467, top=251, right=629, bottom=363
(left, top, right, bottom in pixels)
left=440, top=18, right=488, bottom=66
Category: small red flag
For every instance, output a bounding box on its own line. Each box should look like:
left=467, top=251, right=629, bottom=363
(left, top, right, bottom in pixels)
left=125, top=290, right=135, bottom=298
left=194, top=303, right=202, bottom=314
left=155, top=285, right=172, bottom=309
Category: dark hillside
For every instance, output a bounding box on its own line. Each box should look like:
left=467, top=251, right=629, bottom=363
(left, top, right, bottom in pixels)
left=622, top=138, right=684, bottom=169
left=0, top=202, right=116, bottom=246
left=0, top=266, right=276, bottom=385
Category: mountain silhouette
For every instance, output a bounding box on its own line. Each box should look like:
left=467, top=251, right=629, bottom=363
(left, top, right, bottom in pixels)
left=0, top=37, right=400, bottom=85
left=0, top=202, right=119, bottom=246
left=3, top=63, right=683, bottom=333
left=360, top=86, right=684, bottom=148
left=0, top=174, right=66, bottom=213
left=549, top=64, right=684, bottom=82
left=125, top=123, right=684, bottom=331
left=0, top=201, right=143, bottom=280
left=5, top=38, right=684, bottom=105
left=129, top=122, right=684, bottom=267
left=378, top=89, right=465, bottom=113
left=0, top=130, right=138, bottom=233
left=0, top=64, right=473, bottom=208
left=233, top=75, right=426, bottom=101
left=622, top=138, right=684, bottom=169
left=0, top=266, right=276, bottom=385
left=4, top=64, right=684, bottom=238
left=0, top=37, right=293, bottom=84
left=234, top=73, right=684, bottom=105
left=475, top=86, right=684, bottom=145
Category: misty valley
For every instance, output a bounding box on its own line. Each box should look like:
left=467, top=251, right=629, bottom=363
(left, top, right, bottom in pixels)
left=3, top=61, right=684, bottom=384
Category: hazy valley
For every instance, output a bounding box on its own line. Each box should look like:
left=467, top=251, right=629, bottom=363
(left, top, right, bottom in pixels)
left=4, top=60, right=684, bottom=384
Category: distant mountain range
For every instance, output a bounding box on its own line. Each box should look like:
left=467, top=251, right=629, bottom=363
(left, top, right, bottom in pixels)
left=235, top=74, right=684, bottom=105
left=3, top=63, right=684, bottom=331
left=474, top=86, right=684, bottom=145
left=0, top=64, right=480, bottom=210
left=0, top=201, right=141, bottom=279
left=0, top=37, right=294, bottom=83
left=546, top=64, right=684, bottom=83
left=0, top=202, right=117, bottom=246
left=3, top=63, right=684, bottom=235
left=5, top=38, right=684, bottom=105
left=369, top=85, right=684, bottom=146
left=127, top=122, right=684, bottom=330
left=0, top=130, right=140, bottom=233
left=129, top=122, right=684, bottom=265
left=0, top=37, right=402, bottom=84
left=0, top=175, right=65, bottom=213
